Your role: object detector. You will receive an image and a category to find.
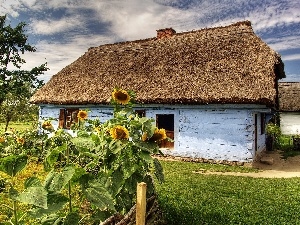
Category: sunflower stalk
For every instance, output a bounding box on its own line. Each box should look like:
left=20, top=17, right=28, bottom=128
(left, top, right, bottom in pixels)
left=66, top=142, right=72, bottom=213
left=12, top=200, right=18, bottom=225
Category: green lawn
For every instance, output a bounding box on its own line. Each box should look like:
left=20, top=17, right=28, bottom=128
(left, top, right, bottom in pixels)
left=156, top=160, right=300, bottom=225
left=0, top=122, right=36, bottom=132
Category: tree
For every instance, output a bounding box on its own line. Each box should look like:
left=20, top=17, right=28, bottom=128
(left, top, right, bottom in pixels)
left=0, top=15, right=48, bottom=105
left=0, top=91, right=38, bottom=131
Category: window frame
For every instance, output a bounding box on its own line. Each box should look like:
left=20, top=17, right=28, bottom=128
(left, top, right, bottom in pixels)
left=59, top=108, right=79, bottom=129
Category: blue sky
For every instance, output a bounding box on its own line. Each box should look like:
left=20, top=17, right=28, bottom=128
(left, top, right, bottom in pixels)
left=1, top=0, right=300, bottom=82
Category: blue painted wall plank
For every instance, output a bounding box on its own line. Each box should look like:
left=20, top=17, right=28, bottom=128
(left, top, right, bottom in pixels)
left=38, top=104, right=269, bottom=162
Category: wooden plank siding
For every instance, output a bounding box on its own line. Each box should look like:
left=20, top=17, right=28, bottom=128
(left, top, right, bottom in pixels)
left=280, top=112, right=300, bottom=135
left=38, top=104, right=270, bottom=162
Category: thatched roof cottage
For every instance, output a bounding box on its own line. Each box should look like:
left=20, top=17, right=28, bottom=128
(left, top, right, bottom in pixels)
left=278, top=82, right=300, bottom=135
left=31, top=21, right=285, bottom=162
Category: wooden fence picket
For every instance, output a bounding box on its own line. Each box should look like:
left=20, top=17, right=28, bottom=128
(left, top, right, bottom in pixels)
left=136, top=182, right=147, bottom=225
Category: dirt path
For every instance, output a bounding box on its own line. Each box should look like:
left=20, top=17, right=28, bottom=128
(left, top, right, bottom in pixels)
left=203, top=151, right=300, bottom=178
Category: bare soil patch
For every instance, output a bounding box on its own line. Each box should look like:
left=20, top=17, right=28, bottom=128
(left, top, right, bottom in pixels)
left=158, top=151, right=300, bottom=178
left=204, top=150, right=300, bottom=178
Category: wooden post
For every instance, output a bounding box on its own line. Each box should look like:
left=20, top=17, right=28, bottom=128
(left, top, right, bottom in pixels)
left=136, top=182, right=147, bottom=225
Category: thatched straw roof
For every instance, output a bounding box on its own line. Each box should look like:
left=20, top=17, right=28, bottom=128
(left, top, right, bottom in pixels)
left=278, top=82, right=300, bottom=111
left=31, top=21, right=285, bottom=106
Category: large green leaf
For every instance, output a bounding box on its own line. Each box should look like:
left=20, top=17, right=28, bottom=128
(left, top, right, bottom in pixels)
left=76, top=130, right=90, bottom=138
left=123, top=163, right=139, bottom=180
left=71, top=167, right=86, bottom=183
left=44, top=166, right=75, bottom=193
left=90, top=209, right=115, bottom=223
left=143, top=174, right=155, bottom=196
left=108, top=169, right=124, bottom=197
left=18, top=186, right=48, bottom=208
left=29, top=193, right=69, bottom=218
left=115, top=191, right=133, bottom=213
left=124, top=172, right=143, bottom=195
left=64, top=212, right=81, bottom=225
left=139, top=150, right=153, bottom=163
left=109, top=140, right=123, bottom=154
left=40, top=214, right=63, bottom=225
left=0, top=154, right=28, bottom=177
left=8, top=186, right=19, bottom=201
left=24, top=177, right=42, bottom=188
left=153, top=158, right=164, bottom=183
left=90, top=132, right=100, bottom=145
left=133, top=141, right=158, bottom=154
left=84, top=180, right=115, bottom=211
left=44, top=148, right=61, bottom=171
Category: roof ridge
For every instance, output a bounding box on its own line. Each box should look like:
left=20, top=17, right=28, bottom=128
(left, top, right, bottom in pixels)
left=88, top=20, right=253, bottom=51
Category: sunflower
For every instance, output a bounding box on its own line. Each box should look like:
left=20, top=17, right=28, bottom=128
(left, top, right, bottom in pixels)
left=77, top=110, right=88, bottom=120
left=42, top=121, right=54, bottom=131
left=94, top=126, right=101, bottom=133
left=16, top=137, right=25, bottom=145
left=112, top=89, right=131, bottom=105
left=141, top=132, right=148, bottom=142
left=0, top=136, right=5, bottom=143
left=110, top=125, right=129, bottom=140
left=149, top=128, right=167, bottom=142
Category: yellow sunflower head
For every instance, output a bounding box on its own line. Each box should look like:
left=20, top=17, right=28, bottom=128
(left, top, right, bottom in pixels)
left=110, top=125, right=129, bottom=140
left=16, top=137, right=25, bottom=145
left=77, top=110, right=88, bottom=120
left=0, top=136, right=5, bottom=143
left=141, top=132, right=148, bottom=142
left=42, top=121, right=54, bottom=131
left=149, top=128, right=167, bottom=142
left=94, top=126, right=101, bottom=134
left=112, top=89, right=131, bottom=105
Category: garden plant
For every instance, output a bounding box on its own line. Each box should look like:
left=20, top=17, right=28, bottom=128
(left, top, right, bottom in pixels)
left=0, top=88, right=166, bottom=224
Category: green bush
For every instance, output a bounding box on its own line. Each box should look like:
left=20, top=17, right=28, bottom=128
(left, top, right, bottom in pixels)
left=266, top=123, right=281, bottom=148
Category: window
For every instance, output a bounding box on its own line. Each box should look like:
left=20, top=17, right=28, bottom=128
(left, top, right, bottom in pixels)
left=59, top=108, right=79, bottom=129
left=135, top=110, right=146, bottom=117
left=156, top=114, right=174, bottom=148
left=156, top=114, right=174, bottom=131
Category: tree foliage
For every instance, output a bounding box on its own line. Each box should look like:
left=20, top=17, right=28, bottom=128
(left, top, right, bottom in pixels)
left=0, top=15, right=48, bottom=105
left=0, top=90, right=39, bottom=131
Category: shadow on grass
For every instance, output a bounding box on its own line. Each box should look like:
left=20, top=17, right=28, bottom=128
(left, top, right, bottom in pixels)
left=159, top=201, right=230, bottom=225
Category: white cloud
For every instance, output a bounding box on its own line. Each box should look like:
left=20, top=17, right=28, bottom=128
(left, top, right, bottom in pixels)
left=30, top=16, right=85, bottom=35
left=246, top=1, right=300, bottom=32
left=266, top=36, right=300, bottom=51
left=0, top=0, right=21, bottom=17
left=282, top=54, right=300, bottom=61
left=20, top=34, right=116, bottom=82
left=92, top=0, right=176, bottom=40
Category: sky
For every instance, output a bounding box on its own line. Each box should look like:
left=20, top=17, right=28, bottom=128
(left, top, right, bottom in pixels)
left=1, top=0, right=300, bottom=83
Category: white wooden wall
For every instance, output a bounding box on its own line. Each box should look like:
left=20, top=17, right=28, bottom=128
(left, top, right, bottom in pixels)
left=175, top=108, right=253, bottom=161
left=280, top=112, right=300, bottom=135
left=39, top=104, right=269, bottom=162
